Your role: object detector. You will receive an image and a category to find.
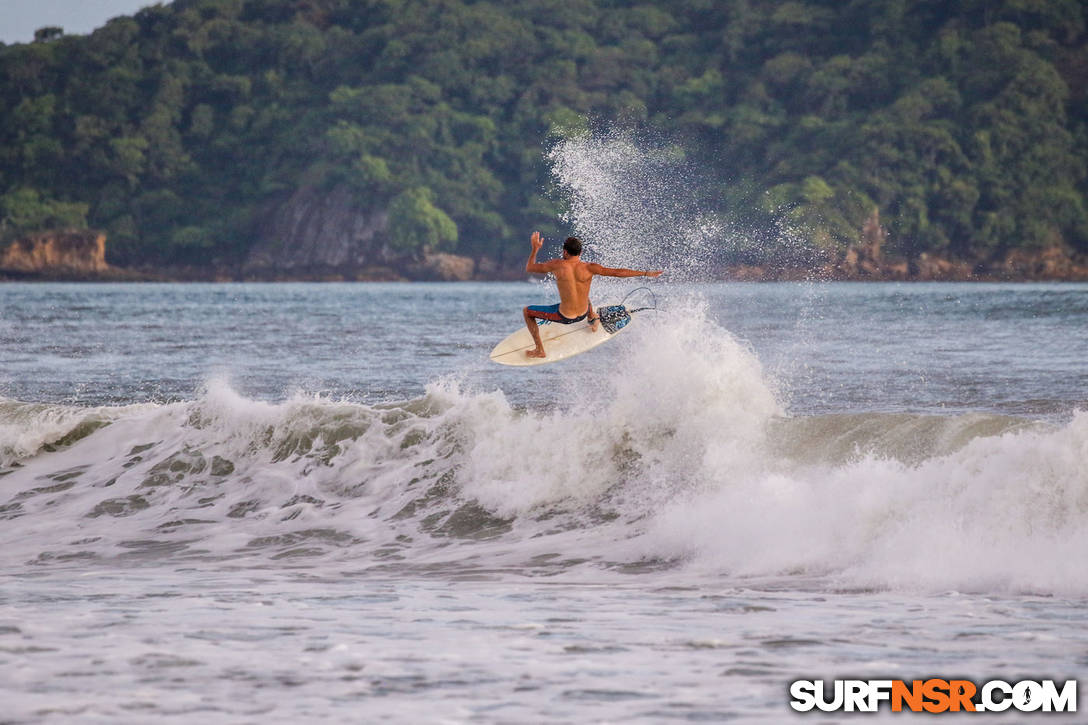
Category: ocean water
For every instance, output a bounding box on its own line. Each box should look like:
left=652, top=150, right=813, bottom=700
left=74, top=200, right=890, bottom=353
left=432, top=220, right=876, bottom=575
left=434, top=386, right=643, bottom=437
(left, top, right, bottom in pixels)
left=0, top=280, right=1086, bottom=723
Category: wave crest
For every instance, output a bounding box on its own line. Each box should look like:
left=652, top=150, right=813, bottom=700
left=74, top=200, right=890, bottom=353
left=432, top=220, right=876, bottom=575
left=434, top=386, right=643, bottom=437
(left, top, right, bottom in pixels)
left=2, top=307, right=1086, bottom=595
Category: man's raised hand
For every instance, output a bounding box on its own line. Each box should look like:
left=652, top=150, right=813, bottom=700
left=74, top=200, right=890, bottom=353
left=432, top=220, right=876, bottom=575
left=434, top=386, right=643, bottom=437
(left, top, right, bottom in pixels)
left=530, top=231, right=543, bottom=251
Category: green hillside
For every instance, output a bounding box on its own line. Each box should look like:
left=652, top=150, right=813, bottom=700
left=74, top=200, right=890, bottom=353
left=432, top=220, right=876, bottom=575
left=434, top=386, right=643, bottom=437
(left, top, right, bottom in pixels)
left=1, top=0, right=1086, bottom=273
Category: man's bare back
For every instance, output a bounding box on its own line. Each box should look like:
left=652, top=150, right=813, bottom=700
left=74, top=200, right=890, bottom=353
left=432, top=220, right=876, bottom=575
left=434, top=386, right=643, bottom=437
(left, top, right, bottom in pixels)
left=521, top=232, right=662, bottom=358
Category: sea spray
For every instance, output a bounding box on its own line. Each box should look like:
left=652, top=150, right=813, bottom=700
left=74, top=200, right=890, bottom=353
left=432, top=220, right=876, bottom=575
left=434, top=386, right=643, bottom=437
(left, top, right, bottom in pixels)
left=546, top=129, right=818, bottom=281
left=546, top=130, right=724, bottom=282
left=544, top=129, right=830, bottom=413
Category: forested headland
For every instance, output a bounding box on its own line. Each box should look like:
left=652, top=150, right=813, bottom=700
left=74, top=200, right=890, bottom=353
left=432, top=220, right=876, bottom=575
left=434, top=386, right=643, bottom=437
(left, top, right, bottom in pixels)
left=1, top=0, right=1086, bottom=280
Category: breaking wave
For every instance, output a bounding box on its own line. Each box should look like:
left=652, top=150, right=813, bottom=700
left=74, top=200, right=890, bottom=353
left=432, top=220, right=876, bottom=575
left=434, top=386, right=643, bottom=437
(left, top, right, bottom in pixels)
left=2, top=304, right=1085, bottom=596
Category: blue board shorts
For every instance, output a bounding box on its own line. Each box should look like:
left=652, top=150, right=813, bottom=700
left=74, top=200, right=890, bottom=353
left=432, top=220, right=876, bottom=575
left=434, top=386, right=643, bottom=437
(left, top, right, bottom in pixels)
left=526, top=303, right=590, bottom=325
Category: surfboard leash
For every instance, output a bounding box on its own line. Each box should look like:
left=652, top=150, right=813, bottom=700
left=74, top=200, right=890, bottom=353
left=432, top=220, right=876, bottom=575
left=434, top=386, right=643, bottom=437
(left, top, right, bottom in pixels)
left=621, top=286, right=659, bottom=314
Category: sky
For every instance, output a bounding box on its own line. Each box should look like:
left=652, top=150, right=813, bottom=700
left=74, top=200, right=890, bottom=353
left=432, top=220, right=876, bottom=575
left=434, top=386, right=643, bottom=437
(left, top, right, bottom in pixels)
left=0, top=0, right=167, bottom=45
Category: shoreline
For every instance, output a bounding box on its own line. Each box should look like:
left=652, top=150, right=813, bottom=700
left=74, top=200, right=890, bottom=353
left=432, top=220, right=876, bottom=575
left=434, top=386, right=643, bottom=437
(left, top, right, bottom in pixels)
left=4, top=231, right=1087, bottom=283
left=5, top=256, right=1088, bottom=283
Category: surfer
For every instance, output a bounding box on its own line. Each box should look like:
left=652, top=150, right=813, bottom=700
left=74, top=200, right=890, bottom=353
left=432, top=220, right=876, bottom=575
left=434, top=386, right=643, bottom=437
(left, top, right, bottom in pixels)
left=522, top=231, right=662, bottom=358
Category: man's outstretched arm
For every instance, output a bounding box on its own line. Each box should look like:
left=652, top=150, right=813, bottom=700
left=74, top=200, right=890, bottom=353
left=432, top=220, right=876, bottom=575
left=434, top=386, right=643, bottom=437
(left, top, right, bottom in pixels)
left=587, top=263, right=663, bottom=278
left=525, top=231, right=559, bottom=274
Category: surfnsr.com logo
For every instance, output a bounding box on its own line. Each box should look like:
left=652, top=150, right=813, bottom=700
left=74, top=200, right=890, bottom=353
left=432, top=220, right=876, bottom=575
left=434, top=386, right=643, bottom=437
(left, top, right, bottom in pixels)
left=790, top=679, right=1077, bottom=713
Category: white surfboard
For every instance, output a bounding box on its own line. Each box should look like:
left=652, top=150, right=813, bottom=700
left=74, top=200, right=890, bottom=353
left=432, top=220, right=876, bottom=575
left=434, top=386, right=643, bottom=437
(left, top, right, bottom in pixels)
left=489, top=304, right=637, bottom=366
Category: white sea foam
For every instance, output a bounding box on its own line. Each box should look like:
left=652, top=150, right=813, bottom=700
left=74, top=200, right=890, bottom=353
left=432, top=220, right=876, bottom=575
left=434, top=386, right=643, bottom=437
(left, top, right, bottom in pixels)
left=0, top=397, right=152, bottom=467
left=457, top=300, right=780, bottom=516
left=642, top=406, right=1088, bottom=596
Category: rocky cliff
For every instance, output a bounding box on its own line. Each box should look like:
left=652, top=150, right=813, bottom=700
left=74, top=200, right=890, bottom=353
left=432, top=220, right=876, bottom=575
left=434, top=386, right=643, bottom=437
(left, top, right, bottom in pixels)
left=242, top=185, right=480, bottom=281
left=0, top=230, right=109, bottom=276
left=245, top=185, right=390, bottom=274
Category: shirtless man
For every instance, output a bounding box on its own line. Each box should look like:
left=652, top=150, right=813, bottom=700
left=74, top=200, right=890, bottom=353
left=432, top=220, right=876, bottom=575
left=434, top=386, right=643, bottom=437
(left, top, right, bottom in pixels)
left=522, top=231, right=662, bottom=358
